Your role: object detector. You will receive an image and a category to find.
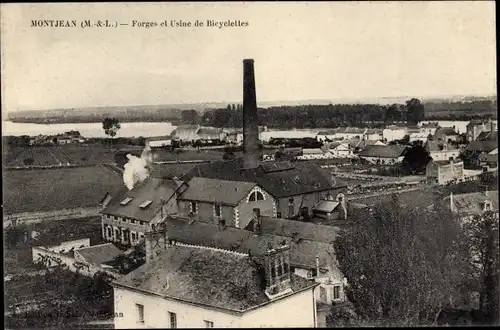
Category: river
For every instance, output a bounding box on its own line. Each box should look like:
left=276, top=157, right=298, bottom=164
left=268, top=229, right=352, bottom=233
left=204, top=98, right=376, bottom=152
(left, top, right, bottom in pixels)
left=2, top=121, right=177, bottom=138
left=2, top=120, right=479, bottom=138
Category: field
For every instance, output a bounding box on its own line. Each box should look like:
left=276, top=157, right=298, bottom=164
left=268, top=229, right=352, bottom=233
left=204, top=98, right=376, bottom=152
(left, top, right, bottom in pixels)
left=152, top=148, right=244, bottom=162
left=3, top=166, right=124, bottom=214
left=3, top=145, right=116, bottom=167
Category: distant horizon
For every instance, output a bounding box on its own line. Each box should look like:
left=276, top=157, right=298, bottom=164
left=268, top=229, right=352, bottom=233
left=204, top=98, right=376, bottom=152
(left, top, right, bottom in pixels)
left=5, top=92, right=497, bottom=114
left=2, top=2, right=495, bottom=114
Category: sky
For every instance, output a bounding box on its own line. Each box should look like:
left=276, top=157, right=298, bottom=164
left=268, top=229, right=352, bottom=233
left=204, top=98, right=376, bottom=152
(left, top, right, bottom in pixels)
left=1, top=2, right=496, bottom=112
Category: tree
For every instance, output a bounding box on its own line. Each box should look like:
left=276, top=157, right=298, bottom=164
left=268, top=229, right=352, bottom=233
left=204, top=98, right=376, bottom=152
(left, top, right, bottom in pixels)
left=402, top=145, right=432, bottom=174
left=102, top=117, right=121, bottom=145
left=406, top=98, right=425, bottom=125
left=385, top=104, right=399, bottom=124
left=464, top=211, right=499, bottom=325
left=334, top=197, right=470, bottom=326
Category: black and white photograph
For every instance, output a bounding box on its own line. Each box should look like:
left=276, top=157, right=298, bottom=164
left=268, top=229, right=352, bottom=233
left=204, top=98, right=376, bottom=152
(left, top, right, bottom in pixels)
left=1, top=2, right=498, bottom=328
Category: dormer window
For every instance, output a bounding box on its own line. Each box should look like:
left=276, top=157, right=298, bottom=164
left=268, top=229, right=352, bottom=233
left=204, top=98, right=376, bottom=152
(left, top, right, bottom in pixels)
left=249, top=191, right=264, bottom=202
left=214, top=203, right=221, bottom=217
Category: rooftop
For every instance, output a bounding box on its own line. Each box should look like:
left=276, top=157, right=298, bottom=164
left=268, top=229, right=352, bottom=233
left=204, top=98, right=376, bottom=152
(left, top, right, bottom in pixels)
left=101, top=177, right=185, bottom=222
left=179, top=177, right=258, bottom=206
left=113, top=244, right=316, bottom=313
left=465, top=140, right=498, bottom=153
left=76, top=243, right=123, bottom=266
left=182, top=159, right=347, bottom=198
left=357, top=145, right=407, bottom=158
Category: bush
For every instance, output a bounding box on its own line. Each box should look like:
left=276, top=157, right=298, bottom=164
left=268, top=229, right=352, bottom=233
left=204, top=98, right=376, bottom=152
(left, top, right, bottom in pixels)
left=23, top=158, right=34, bottom=165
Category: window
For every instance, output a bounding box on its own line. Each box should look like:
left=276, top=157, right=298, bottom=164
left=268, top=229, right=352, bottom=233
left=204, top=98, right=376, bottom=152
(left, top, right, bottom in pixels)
left=204, top=320, right=214, bottom=328
left=249, top=191, right=264, bottom=202
left=139, top=200, right=152, bottom=209
left=333, top=285, right=341, bottom=300
left=131, top=219, right=135, bottom=224
left=136, top=304, right=144, bottom=324
left=169, top=312, right=177, bottom=328
left=120, top=197, right=133, bottom=206
left=131, top=232, right=136, bottom=241
left=106, top=227, right=112, bottom=238
left=215, top=203, right=221, bottom=217
left=320, top=287, right=327, bottom=302
left=191, top=201, right=197, bottom=214
left=115, top=229, right=120, bottom=240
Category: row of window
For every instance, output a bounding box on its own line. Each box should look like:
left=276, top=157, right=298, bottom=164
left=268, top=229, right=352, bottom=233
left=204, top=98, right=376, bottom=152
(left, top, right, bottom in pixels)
left=105, top=215, right=146, bottom=226
left=188, top=191, right=265, bottom=216
left=135, top=304, right=213, bottom=328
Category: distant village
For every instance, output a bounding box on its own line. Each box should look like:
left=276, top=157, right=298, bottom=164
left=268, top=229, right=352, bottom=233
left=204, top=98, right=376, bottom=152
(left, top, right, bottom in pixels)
left=4, top=59, right=499, bottom=329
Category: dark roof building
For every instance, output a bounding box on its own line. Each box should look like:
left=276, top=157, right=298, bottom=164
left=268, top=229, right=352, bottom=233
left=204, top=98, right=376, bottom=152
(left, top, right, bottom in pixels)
left=100, top=177, right=185, bottom=222
left=476, top=131, right=497, bottom=141
left=465, top=140, right=498, bottom=153
left=182, top=159, right=347, bottom=199
left=357, top=145, right=407, bottom=158
left=179, top=177, right=259, bottom=206
left=113, top=244, right=316, bottom=313
left=75, top=243, right=123, bottom=267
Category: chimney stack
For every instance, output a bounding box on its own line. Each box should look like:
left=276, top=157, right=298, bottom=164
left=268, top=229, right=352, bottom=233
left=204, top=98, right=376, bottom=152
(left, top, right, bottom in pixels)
left=264, top=244, right=292, bottom=299
left=252, top=208, right=261, bottom=233
left=145, top=222, right=168, bottom=263
left=243, top=59, right=260, bottom=169
left=315, top=255, right=320, bottom=277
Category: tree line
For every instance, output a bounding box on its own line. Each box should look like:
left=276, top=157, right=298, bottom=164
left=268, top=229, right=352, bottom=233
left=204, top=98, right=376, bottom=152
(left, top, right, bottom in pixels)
left=329, top=196, right=499, bottom=327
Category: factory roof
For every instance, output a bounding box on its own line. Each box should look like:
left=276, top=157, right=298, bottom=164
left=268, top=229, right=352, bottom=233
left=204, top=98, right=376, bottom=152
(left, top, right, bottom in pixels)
left=113, top=244, right=316, bottom=313
left=182, top=158, right=347, bottom=198
left=100, top=177, right=185, bottom=222
left=76, top=243, right=123, bottom=267
left=165, top=216, right=341, bottom=270
left=357, top=145, right=407, bottom=158
left=178, top=177, right=258, bottom=206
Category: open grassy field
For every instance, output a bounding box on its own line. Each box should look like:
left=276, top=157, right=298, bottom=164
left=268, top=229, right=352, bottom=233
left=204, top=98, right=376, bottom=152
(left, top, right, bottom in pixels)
left=151, top=148, right=244, bottom=162
left=3, top=166, right=124, bottom=214
left=3, top=145, right=116, bottom=167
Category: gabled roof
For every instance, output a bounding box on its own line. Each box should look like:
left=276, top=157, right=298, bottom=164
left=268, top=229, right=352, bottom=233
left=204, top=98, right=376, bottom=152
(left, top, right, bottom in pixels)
left=197, top=127, right=223, bottom=136
left=182, top=159, right=347, bottom=198
left=76, top=243, right=122, bottom=266
left=465, top=140, right=498, bottom=153
left=425, top=141, right=458, bottom=152
left=477, top=131, right=497, bottom=141
left=114, top=244, right=315, bottom=312
left=313, top=200, right=340, bottom=213
left=101, top=177, right=185, bottom=222
left=179, top=177, right=258, bottom=206
left=165, top=216, right=340, bottom=270
left=256, top=216, right=340, bottom=243
left=357, top=145, right=407, bottom=158
left=436, top=127, right=459, bottom=136
left=421, top=122, right=440, bottom=128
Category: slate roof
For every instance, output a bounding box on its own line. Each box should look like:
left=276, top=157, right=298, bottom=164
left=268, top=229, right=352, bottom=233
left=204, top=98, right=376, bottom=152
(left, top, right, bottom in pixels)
left=443, top=191, right=499, bottom=216
left=179, top=177, right=257, bottom=206
left=114, top=244, right=316, bottom=312
left=425, top=141, right=458, bottom=152
left=165, top=216, right=340, bottom=270
left=477, top=131, right=497, bottom=141
left=150, top=163, right=197, bottom=180
left=182, top=158, right=347, bottom=198
left=76, top=243, right=122, bottom=266
left=357, top=145, right=407, bottom=158
left=317, top=129, right=338, bottom=136
left=465, top=140, right=498, bottom=153
left=421, top=122, right=440, bottom=128
left=100, top=177, right=185, bottom=222
left=436, top=127, right=459, bottom=136
left=256, top=216, right=340, bottom=244
left=147, top=135, right=174, bottom=141
left=313, top=200, right=340, bottom=213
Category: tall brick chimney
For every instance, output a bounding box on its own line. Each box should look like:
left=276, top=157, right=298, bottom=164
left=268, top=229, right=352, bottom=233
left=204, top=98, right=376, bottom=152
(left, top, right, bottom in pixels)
left=243, top=59, right=260, bottom=169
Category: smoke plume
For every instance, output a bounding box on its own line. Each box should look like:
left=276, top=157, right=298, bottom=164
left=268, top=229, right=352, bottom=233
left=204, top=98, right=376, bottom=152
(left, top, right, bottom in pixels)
left=123, top=145, right=153, bottom=190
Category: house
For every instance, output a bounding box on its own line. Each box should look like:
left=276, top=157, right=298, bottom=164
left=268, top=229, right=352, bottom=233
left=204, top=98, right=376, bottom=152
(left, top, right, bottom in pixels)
left=363, top=128, right=383, bottom=141
left=177, top=177, right=276, bottom=229
left=297, top=148, right=331, bottom=160
left=443, top=190, right=499, bottom=220
left=57, top=136, right=73, bottom=145
left=316, top=129, right=339, bottom=142
left=478, top=148, right=498, bottom=170
left=462, top=140, right=498, bottom=168
left=329, top=143, right=354, bottom=158
left=476, top=130, right=498, bottom=141
left=357, top=145, right=407, bottom=165
left=382, top=125, right=408, bottom=142
left=425, top=141, right=461, bottom=162
left=147, top=136, right=173, bottom=148
left=182, top=159, right=347, bottom=219
left=419, top=122, right=440, bottom=136
left=409, top=131, right=430, bottom=143
left=197, top=126, right=226, bottom=142
left=73, top=243, right=123, bottom=277
left=434, top=127, right=459, bottom=143
left=335, top=127, right=366, bottom=140
left=112, top=238, right=318, bottom=328
left=425, top=159, right=464, bottom=185
left=224, top=128, right=244, bottom=144
left=466, top=118, right=497, bottom=142
left=163, top=214, right=348, bottom=307
left=312, top=193, right=348, bottom=221
left=100, top=177, right=187, bottom=247
left=171, top=125, right=201, bottom=143
left=346, top=138, right=386, bottom=153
